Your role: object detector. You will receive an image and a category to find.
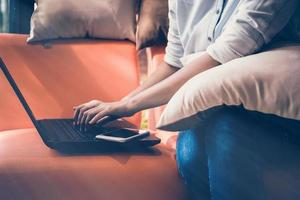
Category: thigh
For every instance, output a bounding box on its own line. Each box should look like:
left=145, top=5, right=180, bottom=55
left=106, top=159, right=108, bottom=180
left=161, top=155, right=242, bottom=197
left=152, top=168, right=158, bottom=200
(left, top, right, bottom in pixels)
left=205, top=107, right=300, bottom=200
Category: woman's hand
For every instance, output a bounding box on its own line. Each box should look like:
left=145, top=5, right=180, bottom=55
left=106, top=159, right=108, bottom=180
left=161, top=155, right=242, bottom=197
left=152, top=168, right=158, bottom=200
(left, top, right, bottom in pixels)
left=73, top=53, right=219, bottom=131
left=73, top=100, right=135, bottom=130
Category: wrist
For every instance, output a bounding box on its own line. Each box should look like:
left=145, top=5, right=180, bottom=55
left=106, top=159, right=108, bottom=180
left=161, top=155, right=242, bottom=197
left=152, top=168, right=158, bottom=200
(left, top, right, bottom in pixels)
left=122, top=97, right=139, bottom=115
left=121, top=95, right=129, bottom=102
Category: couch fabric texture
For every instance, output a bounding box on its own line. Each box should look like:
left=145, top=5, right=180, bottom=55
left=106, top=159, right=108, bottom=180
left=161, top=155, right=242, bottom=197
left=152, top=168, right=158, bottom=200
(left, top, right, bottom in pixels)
left=157, top=42, right=300, bottom=131
left=28, top=0, right=137, bottom=43
left=0, top=128, right=185, bottom=200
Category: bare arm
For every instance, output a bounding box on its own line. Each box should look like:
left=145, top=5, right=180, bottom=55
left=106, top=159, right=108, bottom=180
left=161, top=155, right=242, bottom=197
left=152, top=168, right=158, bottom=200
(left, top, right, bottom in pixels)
left=122, top=61, right=178, bottom=101
left=73, top=61, right=178, bottom=127
left=73, top=52, right=219, bottom=126
left=125, top=52, right=219, bottom=113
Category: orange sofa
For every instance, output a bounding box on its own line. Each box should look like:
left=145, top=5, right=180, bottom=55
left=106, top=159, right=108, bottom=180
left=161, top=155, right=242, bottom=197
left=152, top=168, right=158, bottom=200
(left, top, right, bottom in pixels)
left=0, top=34, right=186, bottom=200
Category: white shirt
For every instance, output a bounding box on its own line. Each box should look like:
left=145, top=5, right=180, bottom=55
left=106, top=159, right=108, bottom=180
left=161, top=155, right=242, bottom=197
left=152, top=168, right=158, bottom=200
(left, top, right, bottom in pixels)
left=164, top=0, right=299, bottom=67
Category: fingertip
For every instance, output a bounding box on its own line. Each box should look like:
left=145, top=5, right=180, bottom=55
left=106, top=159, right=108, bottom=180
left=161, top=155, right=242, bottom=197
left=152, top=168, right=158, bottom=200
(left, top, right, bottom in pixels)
left=96, top=120, right=103, bottom=125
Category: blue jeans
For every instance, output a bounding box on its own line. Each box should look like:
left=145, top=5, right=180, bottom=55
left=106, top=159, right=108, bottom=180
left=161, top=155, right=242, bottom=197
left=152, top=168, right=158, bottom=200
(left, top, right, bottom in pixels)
left=176, top=107, right=300, bottom=200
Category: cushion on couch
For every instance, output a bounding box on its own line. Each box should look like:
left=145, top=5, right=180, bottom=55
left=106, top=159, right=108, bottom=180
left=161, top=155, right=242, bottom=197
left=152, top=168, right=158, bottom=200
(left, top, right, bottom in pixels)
left=157, top=43, right=300, bottom=131
left=0, top=34, right=141, bottom=131
left=136, top=0, right=169, bottom=50
left=27, top=0, right=137, bottom=43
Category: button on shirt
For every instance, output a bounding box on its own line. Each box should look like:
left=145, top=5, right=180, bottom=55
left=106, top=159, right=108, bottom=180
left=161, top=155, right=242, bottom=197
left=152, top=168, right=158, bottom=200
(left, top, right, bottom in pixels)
left=164, top=0, right=299, bottom=68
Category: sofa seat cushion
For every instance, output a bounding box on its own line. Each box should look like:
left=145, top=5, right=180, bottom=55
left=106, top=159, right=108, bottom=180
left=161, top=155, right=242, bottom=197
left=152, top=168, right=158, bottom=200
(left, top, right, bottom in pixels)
left=0, top=128, right=185, bottom=200
left=157, top=42, right=300, bottom=131
left=0, top=34, right=140, bottom=131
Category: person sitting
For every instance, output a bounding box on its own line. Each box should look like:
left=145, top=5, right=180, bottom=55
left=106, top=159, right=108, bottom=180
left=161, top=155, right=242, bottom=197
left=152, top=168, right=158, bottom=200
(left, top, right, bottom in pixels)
left=73, top=0, right=300, bottom=199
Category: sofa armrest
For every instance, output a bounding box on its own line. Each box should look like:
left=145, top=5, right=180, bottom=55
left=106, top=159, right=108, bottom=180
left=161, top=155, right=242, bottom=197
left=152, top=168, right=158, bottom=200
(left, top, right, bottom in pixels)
left=146, top=46, right=178, bottom=150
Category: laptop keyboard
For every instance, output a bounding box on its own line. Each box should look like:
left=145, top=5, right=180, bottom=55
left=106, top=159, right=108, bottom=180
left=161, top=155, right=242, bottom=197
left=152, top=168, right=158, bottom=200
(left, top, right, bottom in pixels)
left=37, top=119, right=118, bottom=141
left=53, top=120, right=87, bottom=139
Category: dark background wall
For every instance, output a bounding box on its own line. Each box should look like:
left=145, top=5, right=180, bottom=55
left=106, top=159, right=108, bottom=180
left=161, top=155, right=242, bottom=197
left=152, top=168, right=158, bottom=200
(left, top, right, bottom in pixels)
left=1, top=0, right=34, bottom=34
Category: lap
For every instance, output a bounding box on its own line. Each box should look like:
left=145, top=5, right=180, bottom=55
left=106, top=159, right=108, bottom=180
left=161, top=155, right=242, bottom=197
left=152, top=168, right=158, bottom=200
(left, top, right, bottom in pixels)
left=176, top=106, right=300, bottom=200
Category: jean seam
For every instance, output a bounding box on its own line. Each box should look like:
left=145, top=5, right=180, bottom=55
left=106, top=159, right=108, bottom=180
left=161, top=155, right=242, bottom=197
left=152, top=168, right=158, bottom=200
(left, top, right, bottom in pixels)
left=204, top=133, right=213, bottom=200
left=206, top=155, right=214, bottom=200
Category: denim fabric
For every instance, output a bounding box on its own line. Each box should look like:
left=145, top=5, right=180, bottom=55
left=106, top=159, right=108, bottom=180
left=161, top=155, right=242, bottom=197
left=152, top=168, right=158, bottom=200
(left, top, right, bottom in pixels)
left=177, top=127, right=211, bottom=199
left=176, top=107, right=300, bottom=200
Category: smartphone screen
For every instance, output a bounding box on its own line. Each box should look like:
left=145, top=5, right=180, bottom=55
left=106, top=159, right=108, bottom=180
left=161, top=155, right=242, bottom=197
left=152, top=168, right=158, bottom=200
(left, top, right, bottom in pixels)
left=95, top=129, right=150, bottom=143
left=102, top=129, right=140, bottom=138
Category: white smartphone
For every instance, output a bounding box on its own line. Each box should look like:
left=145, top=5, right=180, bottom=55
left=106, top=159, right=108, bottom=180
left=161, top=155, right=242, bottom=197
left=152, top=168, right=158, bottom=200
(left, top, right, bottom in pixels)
left=95, top=129, right=150, bottom=143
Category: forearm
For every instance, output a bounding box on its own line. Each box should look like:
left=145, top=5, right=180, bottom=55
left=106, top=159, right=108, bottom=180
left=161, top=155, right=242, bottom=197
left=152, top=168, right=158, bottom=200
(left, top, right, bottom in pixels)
left=126, top=53, right=220, bottom=113
left=75, top=53, right=219, bottom=126
left=122, top=61, right=178, bottom=100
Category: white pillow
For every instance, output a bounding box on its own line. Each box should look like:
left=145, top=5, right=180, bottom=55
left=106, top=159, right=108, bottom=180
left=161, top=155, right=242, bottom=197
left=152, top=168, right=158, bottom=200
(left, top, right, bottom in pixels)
left=27, top=0, right=137, bottom=43
left=157, top=43, right=300, bottom=131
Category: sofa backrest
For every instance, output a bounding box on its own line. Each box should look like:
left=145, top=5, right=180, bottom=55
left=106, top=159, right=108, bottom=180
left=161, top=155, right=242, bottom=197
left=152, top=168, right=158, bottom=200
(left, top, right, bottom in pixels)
left=0, top=34, right=141, bottom=131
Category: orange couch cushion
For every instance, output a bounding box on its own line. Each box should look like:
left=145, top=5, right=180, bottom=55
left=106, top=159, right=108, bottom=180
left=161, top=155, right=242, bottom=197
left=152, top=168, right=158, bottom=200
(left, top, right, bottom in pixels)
left=146, top=46, right=178, bottom=149
left=0, top=34, right=141, bottom=131
left=0, top=129, right=186, bottom=200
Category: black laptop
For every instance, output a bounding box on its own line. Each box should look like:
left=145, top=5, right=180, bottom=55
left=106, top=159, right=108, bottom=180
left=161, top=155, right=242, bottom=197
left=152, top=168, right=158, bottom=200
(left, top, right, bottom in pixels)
left=0, top=58, right=160, bottom=150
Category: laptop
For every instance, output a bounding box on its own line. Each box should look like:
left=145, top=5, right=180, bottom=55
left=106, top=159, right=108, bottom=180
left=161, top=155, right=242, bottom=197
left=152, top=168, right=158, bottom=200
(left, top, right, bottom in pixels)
left=0, top=58, right=160, bottom=151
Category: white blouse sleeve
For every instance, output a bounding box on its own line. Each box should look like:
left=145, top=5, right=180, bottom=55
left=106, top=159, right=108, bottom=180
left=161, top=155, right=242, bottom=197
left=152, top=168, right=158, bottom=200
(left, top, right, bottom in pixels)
left=164, top=0, right=184, bottom=68
left=207, top=0, right=299, bottom=64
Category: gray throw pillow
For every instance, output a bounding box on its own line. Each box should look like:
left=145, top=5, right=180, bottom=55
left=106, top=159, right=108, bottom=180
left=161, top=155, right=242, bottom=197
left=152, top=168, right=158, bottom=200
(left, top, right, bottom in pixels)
left=136, top=0, right=169, bottom=50
left=27, top=0, right=137, bottom=43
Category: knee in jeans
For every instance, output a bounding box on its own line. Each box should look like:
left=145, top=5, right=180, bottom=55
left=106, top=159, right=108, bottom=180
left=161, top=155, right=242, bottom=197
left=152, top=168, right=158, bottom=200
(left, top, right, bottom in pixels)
left=176, top=129, right=205, bottom=182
